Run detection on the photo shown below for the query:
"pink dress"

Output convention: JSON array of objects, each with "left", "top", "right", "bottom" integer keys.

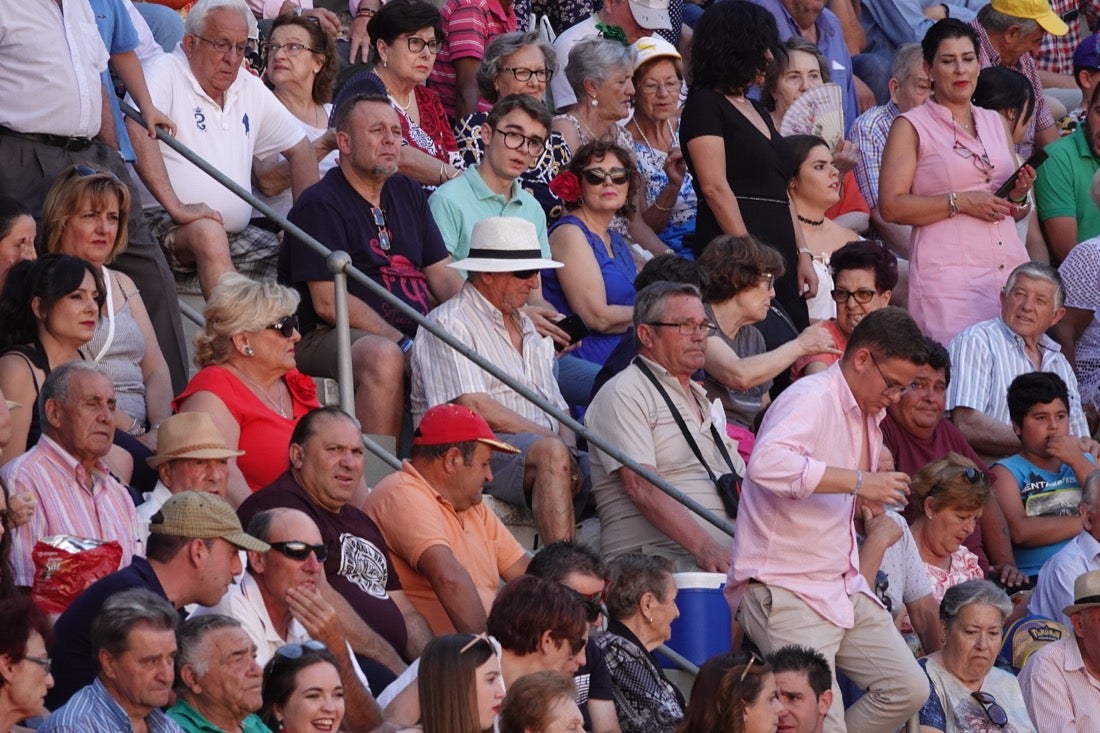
[
  {"left": 900, "top": 100, "right": 1028, "bottom": 345},
  {"left": 924, "top": 545, "right": 984, "bottom": 603}
]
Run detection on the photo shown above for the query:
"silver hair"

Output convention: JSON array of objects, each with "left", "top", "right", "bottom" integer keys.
[
  {"left": 565, "top": 38, "right": 637, "bottom": 100},
  {"left": 1083, "top": 470, "right": 1100, "bottom": 510},
  {"left": 977, "top": 3, "right": 1040, "bottom": 36},
  {"left": 633, "top": 281, "right": 701, "bottom": 330},
  {"left": 175, "top": 615, "right": 243, "bottom": 692},
  {"left": 477, "top": 31, "right": 557, "bottom": 103},
  {"left": 892, "top": 43, "right": 925, "bottom": 84},
  {"left": 38, "top": 360, "right": 109, "bottom": 431},
  {"left": 91, "top": 588, "right": 178, "bottom": 659},
  {"left": 185, "top": 0, "right": 258, "bottom": 39},
  {"left": 1003, "top": 261, "right": 1065, "bottom": 308},
  {"left": 939, "top": 579, "right": 1012, "bottom": 624}
]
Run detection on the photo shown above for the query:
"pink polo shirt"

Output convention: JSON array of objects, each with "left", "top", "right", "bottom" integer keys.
[{"left": 727, "top": 362, "right": 879, "bottom": 628}]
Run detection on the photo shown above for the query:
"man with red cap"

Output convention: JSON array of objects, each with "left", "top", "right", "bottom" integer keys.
[{"left": 365, "top": 404, "right": 531, "bottom": 634}]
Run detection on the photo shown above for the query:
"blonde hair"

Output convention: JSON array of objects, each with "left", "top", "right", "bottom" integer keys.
[
  {"left": 908, "top": 451, "right": 990, "bottom": 519},
  {"left": 193, "top": 273, "right": 300, "bottom": 366},
  {"left": 43, "top": 166, "right": 131, "bottom": 263}
]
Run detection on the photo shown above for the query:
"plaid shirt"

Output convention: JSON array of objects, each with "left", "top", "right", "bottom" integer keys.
[
  {"left": 1037, "top": 0, "right": 1100, "bottom": 75},
  {"left": 970, "top": 18, "right": 1055, "bottom": 158},
  {"left": 848, "top": 100, "right": 900, "bottom": 209}
]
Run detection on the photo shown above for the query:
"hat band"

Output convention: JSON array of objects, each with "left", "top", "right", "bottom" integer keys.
[
  {"left": 467, "top": 248, "right": 544, "bottom": 260},
  {"left": 162, "top": 442, "right": 234, "bottom": 458},
  {"left": 1074, "top": 593, "right": 1100, "bottom": 605}
]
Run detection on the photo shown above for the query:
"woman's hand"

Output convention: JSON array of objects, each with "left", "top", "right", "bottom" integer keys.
[
  {"left": 833, "top": 139, "right": 859, "bottom": 177},
  {"left": 797, "top": 251, "right": 819, "bottom": 299},
  {"left": 957, "top": 190, "right": 1013, "bottom": 222},
  {"left": 663, "top": 146, "right": 687, "bottom": 189},
  {"left": 1008, "top": 164, "right": 1036, "bottom": 204}
]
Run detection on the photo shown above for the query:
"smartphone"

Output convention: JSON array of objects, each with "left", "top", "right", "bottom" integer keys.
[
  {"left": 554, "top": 313, "right": 591, "bottom": 352},
  {"left": 994, "top": 149, "right": 1049, "bottom": 199}
]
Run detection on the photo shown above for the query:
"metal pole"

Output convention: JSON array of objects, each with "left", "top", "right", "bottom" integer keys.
[
  {"left": 119, "top": 101, "right": 735, "bottom": 539},
  {"left": 328, "top": 251, "right": 355, "bottom": 416}
]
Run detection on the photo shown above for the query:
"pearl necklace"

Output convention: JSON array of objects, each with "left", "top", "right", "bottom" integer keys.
[{"left": 389, "top": 89, "right": 414, "bottom": 111}]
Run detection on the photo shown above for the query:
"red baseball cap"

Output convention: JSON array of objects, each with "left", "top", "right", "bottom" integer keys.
[{"left": 414, "top": 405, "right": 520, "bottom": 453}]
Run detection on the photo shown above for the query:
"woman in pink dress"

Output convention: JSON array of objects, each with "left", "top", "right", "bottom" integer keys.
[{"left": 879, "top": 20, "right": 1033, "bottom": 345}]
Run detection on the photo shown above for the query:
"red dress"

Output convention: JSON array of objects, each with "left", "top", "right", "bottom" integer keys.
[{"left": 173, "top": 366, "right": 320, "bottom": 491}]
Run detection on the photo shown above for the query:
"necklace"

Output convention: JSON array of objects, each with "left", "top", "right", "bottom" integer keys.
[
  {"left": 389, "top": 89, "right": 414, "bottom": 111},
  {"left": 631, "top": 118, "right": 675, "bottom": 153},
  {"left": 797, "top": 213, "right": 824, "bottom": 226},
  {"left": 232, "top": 366, "right": 289, "bottom": 418},
  {"left": 572, "top": 113, "right": 605, "bottom": 144}
]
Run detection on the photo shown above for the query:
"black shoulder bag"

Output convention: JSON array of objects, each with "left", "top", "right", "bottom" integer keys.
[{"left": 631, "top": 357, "right": 743, "bottom": 519}]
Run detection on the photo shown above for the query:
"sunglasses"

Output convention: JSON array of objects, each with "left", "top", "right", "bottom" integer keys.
[
  {"left": 269, "top": 540, "right": 328, "bottom": 562},
  {"left": 268, "top": 314, "right": 299, "bottom": 338},
  {"left": 510, "top": 269, "right": 539, "bottom": 279},
  {"left": 873, "top": 570, "right": 893, "bottom": 614},
  {"left": 274, "top": 640, "right": 328, "bottom": 660},
  {"left": 371, "top": 207, "right": 392, "bottom": 252},
  {"left": 73, "top": 164, "right": 120, "bottom": 182},
  {"left": 971, "top": 691, "right": 1008, "bottom": 728},
  {"left": 580, "top": 167, "right": 630, "bottom": 186},
  {"left": 460, "top": 632, "right": 492, "bottom": 654},
  {"left": 739, "top": 652, "right": 763, "bottom": 682},
  {"left": 569, "top": 582, "right": 609, "bottom": 622},
  {"left": 930, "top": 466, "right": 985, "bottom": 495}
]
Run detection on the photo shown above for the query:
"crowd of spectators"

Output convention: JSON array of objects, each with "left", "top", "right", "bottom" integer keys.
[{"left": 7, "top": 0, "right": 1100, "bottom": 731}]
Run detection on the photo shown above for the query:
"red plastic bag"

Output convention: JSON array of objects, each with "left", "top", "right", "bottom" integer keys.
[{"left": 31, "top": 535, "right": 124, "bottom": 614}]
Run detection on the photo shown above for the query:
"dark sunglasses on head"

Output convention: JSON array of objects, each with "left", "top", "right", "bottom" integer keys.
[
  {"left": 73, "top": 164, "right": 120, "bottom": 182},
  {"left": 971, "top": 691, "right": 1008, "bottom": 728},
  {"left": 580, "top": 167, "right": 630, "bottom": 186},
  {"left": 268, "top": 314, "right": 299, "bottom": 338},
  {"left": 931, "top": 465, "right": 986, "bottom": 495},
  {"left": 270, "top": 540, "right": 328, "bottom": 562}
]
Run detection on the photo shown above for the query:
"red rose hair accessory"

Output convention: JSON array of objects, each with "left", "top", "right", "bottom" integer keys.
[{"left": 549, "top": 170, "right": 581, "bottom": 204}]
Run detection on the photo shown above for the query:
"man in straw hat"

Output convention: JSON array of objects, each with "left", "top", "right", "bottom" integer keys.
[
  {"left": 1018, "top": 568, "right": 1100, "bottom": 730},
  {"left": 137, "top": 411, "right": 245, "bottom": 545},
  {"left": 411, "top": 216, "right": 590, "bottom": 545},
  {"left": 366, "top": 404, "right": 531, "bottom": 634},
  {"left": 46, "top": 491, "right": 269, "bottom": 708}
]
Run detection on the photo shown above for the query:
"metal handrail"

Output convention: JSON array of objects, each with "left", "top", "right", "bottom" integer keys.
[{"left": 120, "top": 101, "right": 734, "bottom": 540}]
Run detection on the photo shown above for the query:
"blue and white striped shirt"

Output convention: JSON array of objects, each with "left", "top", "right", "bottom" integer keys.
[{"left": 39, "top": 677, "right": 182, "bottom": 733}]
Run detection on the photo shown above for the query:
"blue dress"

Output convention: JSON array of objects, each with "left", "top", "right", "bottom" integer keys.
[{"left": 543, "top": 214, "right": 637, "bottom": 367}]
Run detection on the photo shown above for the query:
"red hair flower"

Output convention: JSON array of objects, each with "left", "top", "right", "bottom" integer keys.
[{"left": 549, "top": 170, "right": 581, "bottom": 204}]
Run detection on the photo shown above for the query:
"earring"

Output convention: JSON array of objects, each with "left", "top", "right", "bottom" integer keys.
[
  {"left": 591, "top": 97, "right": 598, "bottom": 107},
  {"left": 244, "top": 346, "right": 255, "bottom": 357},
  {"left": 646, "top": 615, "right": 653, "bottom": 623},
  {"left": 382, "top": 57, "right": 388, "bottom": 67}
]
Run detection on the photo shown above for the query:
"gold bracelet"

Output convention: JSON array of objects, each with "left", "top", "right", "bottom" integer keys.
[{"left": 653, "top": 200, "right": 674, "bottom": 212}]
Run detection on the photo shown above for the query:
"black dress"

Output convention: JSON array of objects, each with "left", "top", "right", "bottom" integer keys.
[{"left": 680, "top": 88, "right": 809, "bottom": 334}]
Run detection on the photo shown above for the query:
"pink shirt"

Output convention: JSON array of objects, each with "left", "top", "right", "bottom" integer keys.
[{"left": 728, "top": 362, "right": 878, "bottom": 628}]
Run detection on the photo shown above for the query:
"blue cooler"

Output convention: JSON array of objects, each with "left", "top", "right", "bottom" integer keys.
[{"left": 662, "top": 572, "right": 731, "bottom": 667}]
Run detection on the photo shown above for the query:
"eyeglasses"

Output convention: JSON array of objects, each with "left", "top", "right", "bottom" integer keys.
[
  {"left": 509, "top": 269, "right": 539, "bottom": 279},
  {"left": 192, "top": 33, "right": 252, "bottom": 57},
  {"left": 647, "top": 321, "right": 719, "bottom": 337},
  {"left": 490, "top": 126, "right": 547, "bottom": 156},
  {"left": 757, "top": 273, "right": 775, "bottom": 291},
  {"left": 24, "top": 656, "right": 51, "bottom": 674},
  {"left": 951, "top": 129, "right": 994, "bottom": 183},
  {"left": 739, "top": 652, "right": 763, "bottom": 682},
  {"left": 274, "top": 640, "right": 328, "bottom": 661},
  {"left": 371, "top": 207, "right": 392, "bottom": 252},
  {"left": 460, "top": 632, "right": 492, "bottom": 654},
  {"left": 830, "top": 287, "right": 879, "bottom": 304},
  {"left": 268, "top": 314, "right": 299, "bottom": 338},
  {"left": 971, "top": 691, "right": 1008, "bottom": 728},
  {"left": 580, "top": 167, "right": 631, "bottom": 186},
  {"left": 269, "top": 540, "right": 328, "bottom": 562},
  {"left": 869, "top": 352, "right": 914, "bottom": 398},
  {"left": 264, "top": 41, "right": 321, "bottom": 57},
  {"left": 638, "top": 80, "right": 680, "bottom": 96},
  {"left": 500, "top": 66, "right": 552, "bottom": 83},
  {"left": 401, "top": 36, "right": 441, "bottom": 54}
]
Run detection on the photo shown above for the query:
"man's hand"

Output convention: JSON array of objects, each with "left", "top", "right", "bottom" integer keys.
[
  {"left": 859, "top": 471, "right": 911, "bottom": 507},
  {"left": 349, "top": 14, "right": 371, "bottom": 64},
  {"left": 833, "top": 139, "right": 860, "bottom": 177},
  {"left": 797, "top": 253, "right": 819, "bottom": 300},
  {"left": 1047, "top": 433, "right": 1088, "bottom": 465},
  {"left": 1076, "top": 436, "right": 1100, "bottom": 459},
  {"left": 287, "top": 585, "right": 343, "bottom": 647},
  {"left": 302, "top": 7, "right": 341, "bottom": 37},
  {"left": 170, "top": 202, "right": 224, "bottom": 227},
  {"left": 522, "top": 305, "right": 569, "bottom": 345},
  {"left": 693, "top": 537, "right": 732, "bottom": 573},
  {"left": 141, "top": 105, "right": 176, "bottom": 138},
  {"left": 6, "top": 491, "right": 36, "bottom": 528}
]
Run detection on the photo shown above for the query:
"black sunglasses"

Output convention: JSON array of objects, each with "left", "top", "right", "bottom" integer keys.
[
  {"left": 931, "top": 466, "right": 985, "bottom": 495},
  {"left": 580, "top": 167, "right": 630, "bottom": 186},
  {"left": 270, "top": 540, "right": 328, "bottom": 562},
  {"left": 568, "top": 583, "right": 608, "bottom": 622},
  {"left": 971, "top": 691, "right": 1008, "bottom": 728},
  {"left": 371, "top": 207, "right": 392, "bottom": 252},
  {"left": 509, "top": 269, "right": 539, "bottom": 279},
  {"left": 268, "top": 314, "right": 299, "bottom": 338}
]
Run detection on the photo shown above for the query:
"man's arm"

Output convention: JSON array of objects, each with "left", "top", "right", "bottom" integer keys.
[
  {"left": 906, "top": 594, "right": 942, "bottom": 653},
  {"left": 454, "top": 58, "right": 481, "bottom": 121},
  {"left": 829, "top": 0, "right": 865, "bottom": 55},
  {"left": 317, "top": 582, "right": 408, "bottom": 674},
  {"left": 416, "top": 544, "right": 490, "bottom": 633},
  {"left": 307, "top": 280, "right": 405, "bottom": 342},
  {"left": 1035, "top": 123, "right": 1059, "bottom": 150},
  {"left": 390, "top": 589, "right": 432, "bottom": 660},
  {"left": 950, "top": 406, "right": 1020, "bottom": 459},
  {"left": 283, "top": 135, "right": 320, "bottom": 201},
  {"left": 422, "top": 259, "right": 464, "bottom": 304},
  {"left": 453, "top": 393, "right": 557, "bottom": 437},
  {"left": 1039, "top": 215, "right": 1080, "bottom": 265},
  {"left": 110, "top": 50, "right": 175, "bottom": 137},
  {"left": 126, "top": 117, "right": 224, "bottom": 226},
  {"left": 989, "top": 464, "right": 1083, "bottom": 548},
  {"left": 870, "top": 208, "right": 912, "bottom": 259},
  {"left": 619, "top": 466, "right": 731, "bottom": 572},
  {"left": 286, "top": 585, "right": 382, "bottom": 732}
]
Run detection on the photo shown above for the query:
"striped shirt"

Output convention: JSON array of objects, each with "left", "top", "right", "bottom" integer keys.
[
  {"left": 410, "top": 281, "right": 566, "bottom": 428},
  {"left": 2, "top": 435, "right": 138, "bottom": 588},
  {"left": 946, "top": 316, "right": 1089, "bottom": 437},
  {"left": 1018, "top": 635, "right": 1100, "bottom": 731},
  {"left": 848, "top": 100, "right": 899, "bottom": 209},
  {"left": 428, "top": 0, "right": 517, "bottom": 119},
  {"left": 39, "top": 677, "right": 183, "bottom": 733}
]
